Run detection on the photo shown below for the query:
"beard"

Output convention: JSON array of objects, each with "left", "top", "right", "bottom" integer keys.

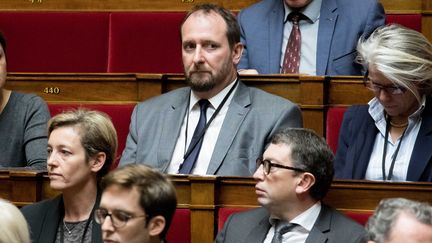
[
  {"left": 185, "top": 71, "right": 217, "bottom": 92},
  {"left": 185, "top": 59, "right": 232, "bottom": 93}
]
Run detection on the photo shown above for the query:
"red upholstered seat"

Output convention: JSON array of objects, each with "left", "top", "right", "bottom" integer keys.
[
  {"left": 0, "top": 12, "right": 109, "bottom": 72},
  {"left": 166, "top": 208, "right": 191, "bottom": 243},
  {"left": 386, "top": 14, "right": 422, "bottom": 32},
  {"left": 108, "top": 12, "right": 185, "bottom": 73},
  {"left": 344, "top": 211, "right": 372, "bottom": 226},
  {"left": 326, "top": 107, "right": 347, "bottom": 154},
  {"left": 48, "top": 103, "right": 135, "bottom": 168}
]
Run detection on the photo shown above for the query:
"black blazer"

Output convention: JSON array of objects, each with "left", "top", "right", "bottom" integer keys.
[
  {"left": 21, "top": 193, "right": 102, "bottom": 243},
  {"left": 215, "top": 205, "right": 366, "bottom": 243}
]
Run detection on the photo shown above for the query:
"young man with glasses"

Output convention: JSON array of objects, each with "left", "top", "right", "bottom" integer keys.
[
  {"left": 95, "top": 164, "right": 177, "bottom": 243},
  {"left": 216, "top": 128, "right": 365, "bottom": 243}
]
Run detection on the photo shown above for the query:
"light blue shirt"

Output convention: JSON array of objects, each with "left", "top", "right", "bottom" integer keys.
[{"left": 281, "top": 0, "right": 322, "bottom": 75}]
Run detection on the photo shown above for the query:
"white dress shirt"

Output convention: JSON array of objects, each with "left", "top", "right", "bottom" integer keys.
[
  {"left": 264, "top": 202, "right": 322, "bottom": 243},
  {"left": 167, "top": 80, "right": 238, "bottom": 175}
]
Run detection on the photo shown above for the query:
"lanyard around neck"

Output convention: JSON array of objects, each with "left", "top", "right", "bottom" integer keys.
[
  {"left": 381, "top": 116, "right": 407, "bottom": 181},
  {"left": 183, "top": 80, "right": 239, "bottom": 160}
]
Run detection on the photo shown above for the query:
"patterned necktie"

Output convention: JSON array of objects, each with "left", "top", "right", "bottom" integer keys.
[
  {"left": 271, "top": 221, "right": 298, "bottom": 243},
  {"left": 281, "top": 12, "right": 303, "bottom": 74},
  {"left": 179, "top": 99, "right": 210, "bottom": 174}
]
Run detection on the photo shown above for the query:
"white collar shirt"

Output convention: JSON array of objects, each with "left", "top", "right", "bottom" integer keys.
[
  {"left": 167, "top": 80, "right": 238, "bottom": 175},
  {"left": 264, "top": 202, "right": 322, "bottom": 243}
]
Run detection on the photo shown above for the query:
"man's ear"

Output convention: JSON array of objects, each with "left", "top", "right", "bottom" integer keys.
[
  {"left": 295, "top": 172, "right": 316, "bottom": 194},
  {"left": 90, "top": 152, "right": 106, "bottom": 173},
  {"left": 232, "top": 42, "right": 244, "bottom": 65},
  {"left": 148, "top": 216, "right": 166, "bottom": 237}
]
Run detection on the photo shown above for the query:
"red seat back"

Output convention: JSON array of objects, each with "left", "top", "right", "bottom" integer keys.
[
  {"left": 325, "top": 107, "right": 347, "bottom": 154},
  {"left": 0, "top": 12, "right": 109, "bottom": 72},
  {"left": 166, "top": 208, "right": 191, "bottom": 243},
  {"left": 108, "top": 12, "right": 185, "bottom": 73},
  {"left": 386, "top": 14, "right": 422, "bottom": 32},
  {"left": 344, "top": 211, "right": 372, "bottom": 226}
]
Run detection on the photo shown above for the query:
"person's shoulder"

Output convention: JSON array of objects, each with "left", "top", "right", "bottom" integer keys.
[
  {"left": 239, "top": 0, "right": 279, "bottom": 17},
  {"left": 21, "top": 196, "right": 61, "bottom": 217},
  {"left": 323, "top": 205, "right": 366, "bottom": 233},
  {"left": 227, "top": 207, "right": 267, "bottom": 222},
  {"left": 345, "top": 105, "right": 369, "bottom": 117},
  {"left": 12, "top": 91, "right": 47, "bottom": 107},
  {"left": 136, "top": 87, "right": 189, "bottom": 108},
  {"left": 246, "top": 85, "right": 297, "bottom": 107}
]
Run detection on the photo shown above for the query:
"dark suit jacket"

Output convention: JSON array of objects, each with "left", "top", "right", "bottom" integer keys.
[
  {"left": 215, "top": 205, "right": 366, "bottom": 243},
  {"left": 120, "top": 81, "right": 303, "bottom": 176},
  {"left": 237, "top": 0, "right": 385, "bottom": 75},
  {"left": 21, "top": 194, "right": 102, "bottom": 243},
  {"left": 334, "top": 99, "right": 432, "bottom": 181}
]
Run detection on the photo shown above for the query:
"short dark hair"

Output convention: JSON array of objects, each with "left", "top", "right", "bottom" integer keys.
[
  {"left": 271, "top": 128, "right": 334, "bottom": 200},
  {"left": 100, "top": 164, "right": 177, "bottom": 239},
  {"left": 181, "top": 3, "right": 241, "bottom": 50}
]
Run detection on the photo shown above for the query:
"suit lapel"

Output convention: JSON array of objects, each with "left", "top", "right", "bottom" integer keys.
[
  {"left": 305, "top": 205, "right": 331, "bottom": 243},
  {"left": 243, "top": 211, "right": 271, "bottom": 243},
  {"left": 269, "top": 0, "right": 285, "bottom": 73},
  {"left": 158, "top": 89, "right": 189, "bottom": 172},
  {"left": 316, "top": 0, "right": 337, "bottom": 75},
  {"left": 207, "top": 82, "right": 251, "bottom": 174},
  {"left": 353, "top": 116, "right": 378, "bottom": 179},
  {"left": 38, "top": 197, "right": 63, "bottom": 243},
  {"left": 407, "top": 101, "right": 432, "bottom": 181}
]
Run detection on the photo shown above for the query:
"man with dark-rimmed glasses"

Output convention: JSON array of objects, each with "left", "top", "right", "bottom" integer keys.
[
  {"left": 216, "top": 128, "right": 366, "bottom": 243},
  {"left": 96, "top": 164, "right": 177, "bottom": 243}
]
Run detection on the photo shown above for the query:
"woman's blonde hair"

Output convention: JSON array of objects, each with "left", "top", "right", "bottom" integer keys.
[
  {"left": 357, "top": 24, "right": 432, "bottom": 102},
  {"left": 0, "top": 199, "right": 30, "bottom": 243}
]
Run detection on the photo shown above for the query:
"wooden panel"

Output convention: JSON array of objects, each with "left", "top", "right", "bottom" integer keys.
[
  {"left": 0, "top": 0, "right": 422, "bottom": 12},
  {"left": 5, "top": 73, "right": 162, "bottom": 102},
  {"left": 380, "top": 0, "right": 422, "bottom": 13},
  {"left": 328, "top": 76, "right": 374, "bottom": 106},
  {"left": 1, "top": 170, "right": 432, "bottom": 241}
]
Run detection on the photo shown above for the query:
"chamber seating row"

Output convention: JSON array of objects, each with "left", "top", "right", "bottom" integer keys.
[
  {"left": 5, "top": 73, "right": 372, "bottom": 160},
  {"left": 1, "top": 170, "right": 431, "bottom": 243},
  {"left": 0, "top": 11, "right": 422, "bottom": 73}
]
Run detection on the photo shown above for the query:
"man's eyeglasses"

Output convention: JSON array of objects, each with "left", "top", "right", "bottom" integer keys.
[
  {"left": 256, "top": 158, "right": 305, "bottom": 175},
  {"left": 363, "top": 70, "right": 407, "bottom": 95},
  {"left": 94, "top": 208, "right": 148, "bottom": 228}
]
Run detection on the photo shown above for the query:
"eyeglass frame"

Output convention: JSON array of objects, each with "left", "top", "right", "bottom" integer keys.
[
  {"left": 94, "top": 207, "right": 149, "bottom": 228},
  {"left": 363, "top": 70, "right": 407, "bottom": 95},
  {"left": 256, "top": 157, "right": 306, "bottom": 175}
]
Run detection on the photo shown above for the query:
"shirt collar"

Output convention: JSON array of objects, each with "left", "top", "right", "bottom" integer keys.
[
  {"left": 189, "top": 78, "right": 238, "bottom": 111},
  {"left": 368, "top": 95, "right": 426, "bottom": 125},
  {"left": 283, "top": 0, "right": 322, "bottom": 23},
  {"left": 269, "top": 201, "right": 321, "bottom": 232}
]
